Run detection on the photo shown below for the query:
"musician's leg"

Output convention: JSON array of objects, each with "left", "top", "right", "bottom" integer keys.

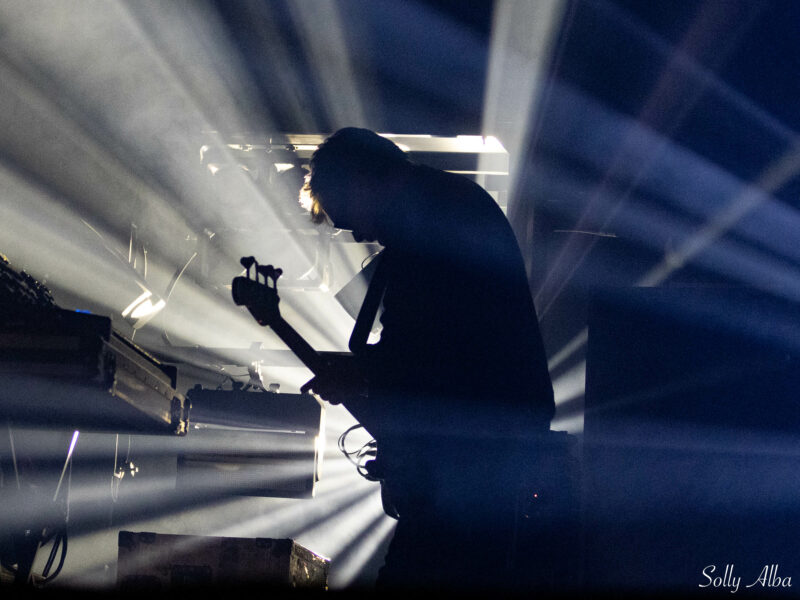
[{"left": 375, "top": 438, "right": 520, "bottom": 592}]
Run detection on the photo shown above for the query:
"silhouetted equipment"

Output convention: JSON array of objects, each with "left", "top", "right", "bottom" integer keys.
[
  {"left": 178, "top": 385, "right": 325, "bottom": 498},
  {"left": 117, "top": 531, "right": 329, "bottom": 590},
  {"left": 0, "top": 256, "right": 188, "bottom": 435},
  {"left": 511, "top": 430, "right": 582, "bottom": 592},
  {"left": 210, "top": 133, "right": 511, "bottom": 200},
  {"left": 582, "top": 286, "right": 800, "bottom": 593}
]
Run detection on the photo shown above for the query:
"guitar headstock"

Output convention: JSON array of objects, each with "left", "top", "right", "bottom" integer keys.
[{"left": 232, "top": 256, "right": 284, "bottom": 326}]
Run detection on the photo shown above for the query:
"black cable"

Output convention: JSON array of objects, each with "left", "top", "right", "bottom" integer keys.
[
  {"left": 337, "top": 424, "right": 364, "bottom": 460},
  {"left": 338, "top": 424, "right": 379, "bottom": 481},
  {"left": 41, "top": 530, "right": 62, "bottom": 577},
  {"left": 39, "top": 434, "right": 75, "bottom": 585},
  {"left": 40, "top": 531, "right": 67, "bottom": 583}
]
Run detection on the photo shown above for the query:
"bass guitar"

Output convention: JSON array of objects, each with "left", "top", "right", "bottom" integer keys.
[{"left": 231, "top": 256, "right": 398, "bottom": 517}]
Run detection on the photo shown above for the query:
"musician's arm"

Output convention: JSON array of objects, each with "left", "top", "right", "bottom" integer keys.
[{"left": 300, "top": 352, "right": 368, "bottom": 405}]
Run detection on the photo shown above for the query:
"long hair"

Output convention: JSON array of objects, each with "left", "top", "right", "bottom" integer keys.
[{"left": 304, "top": 128, "right": 408, "bottom": 224}]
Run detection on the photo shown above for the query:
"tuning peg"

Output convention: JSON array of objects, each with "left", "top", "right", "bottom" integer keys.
[
  {"left": 257, "top": 264, "right": 272, "bottom": 280},
  {"left": 256, "top": 264, "right": 282, "bottom": 286},
  {"left": 240, "top": 256, "right": 257, "bottom": 278}
]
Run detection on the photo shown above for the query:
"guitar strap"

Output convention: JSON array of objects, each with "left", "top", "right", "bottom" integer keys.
[
  {"left": 346, "top": 251, "right": 399, "bottom": 518},
  {"left": 348, "top": 250, "right": 390, "bottom": 354}
]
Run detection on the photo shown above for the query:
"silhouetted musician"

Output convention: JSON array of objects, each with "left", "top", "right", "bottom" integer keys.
[{"left": 300, "top": 128, "right": 555, "bottom": 591}]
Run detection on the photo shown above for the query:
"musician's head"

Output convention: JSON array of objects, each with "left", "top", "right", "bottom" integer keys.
[{"left": 303, "top": 127, "right": 410, "bottom": 242}]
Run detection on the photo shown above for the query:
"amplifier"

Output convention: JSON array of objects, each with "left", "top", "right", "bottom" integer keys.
[
  {"left": 117, "top": 531, "right": 329, "bottom": 590},
  {"left": 0, "top": 307, "right": 188, "bottom": 435},
  {"left": 582, "top": 287, "right": 800, "bottom": 590},
  {"left": 177, "top": 386, "right": 325, "bottom": 498}
]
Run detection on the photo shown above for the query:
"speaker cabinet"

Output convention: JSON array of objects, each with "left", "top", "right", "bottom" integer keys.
[
  {"left": 117, "top": 531, "right": 329, "bottom": 590},
  {"left": 582, "top": 287, "right": 800, "bottom": 593}
]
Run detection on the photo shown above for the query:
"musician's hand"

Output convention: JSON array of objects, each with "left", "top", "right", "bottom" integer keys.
[{"left": 300, "top": 355, "right": 367, "bottom": 405}]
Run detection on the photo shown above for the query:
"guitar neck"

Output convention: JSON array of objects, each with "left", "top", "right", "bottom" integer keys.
[
  {"left": 268, "top": 306, "right": 375, "bottom": 436},
  {"left": 269, "top": 316, "right": 327, "bottom": 375}
]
